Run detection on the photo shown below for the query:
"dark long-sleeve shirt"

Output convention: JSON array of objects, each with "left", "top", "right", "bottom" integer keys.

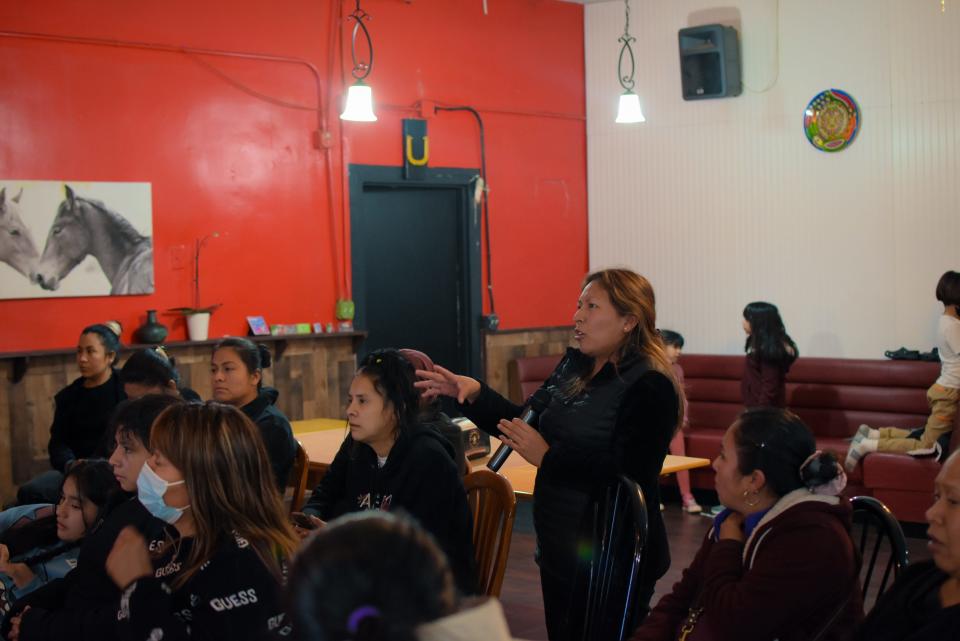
[
  {"left": 47, "top": 371, "right": 125, "bottom": 472},
  {"left": 302, "top": 424, "right": 477, "bottom": 595},
  {"left": 240, "top": 387, "right": 296, "bottom": 491},
  {"left": 117, "top": 534, "right": 290, "bottom": 641},
  {"left": 741, "top": 353, "right": 791, "bottom": 408}
]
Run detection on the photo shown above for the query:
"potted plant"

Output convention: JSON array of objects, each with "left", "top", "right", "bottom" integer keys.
[{"left": 170, "top": 233, "right": 222, "bottom": 341}]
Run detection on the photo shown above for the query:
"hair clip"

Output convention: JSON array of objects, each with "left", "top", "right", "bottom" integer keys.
[
  {"left": 154, "top": 346, "right": 169, "bottom": 360},
  {"left": 375, "top": 357, "right": 383, "bottom": 364},
  {"left": 347, "top": 605, "right": 381, "bottom": 635}
]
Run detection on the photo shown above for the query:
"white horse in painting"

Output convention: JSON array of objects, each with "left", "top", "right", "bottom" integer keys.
[
  {"left": 0, "top": 187, "right": 39, "bottom": 281},
  {"left": 35, "top": 185, "right": 153, "bottom": 295}
]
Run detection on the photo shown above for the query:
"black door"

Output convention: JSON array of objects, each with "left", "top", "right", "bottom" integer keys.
[{"left": 350, "top": 166, "right": 481, "bottom": 377}]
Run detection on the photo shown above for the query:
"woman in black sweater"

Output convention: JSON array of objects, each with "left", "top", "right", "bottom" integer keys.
[
  {"left": 300, "top": 349, "right": 477, "bottom": 595},
  {"left": 104, "top": 402, "right": 299, "bottom": 641},
  {"left": 210, "top": 338, "right": 296, "bottom": 491},
  {"left": 417, "top": 268, "right": 682, "bottom": 640},
  {"left": 17, "top": 323, "right": 126, "bottom": 505}
]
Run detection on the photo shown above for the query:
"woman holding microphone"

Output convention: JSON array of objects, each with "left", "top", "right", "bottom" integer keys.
[{"left": 418, "top": 268, "right": 682, "bottom": 640}]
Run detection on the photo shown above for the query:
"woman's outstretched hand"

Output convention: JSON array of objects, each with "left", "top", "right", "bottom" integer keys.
[{"left": 414, "top": 365, "right": 482, "bottom": 405}]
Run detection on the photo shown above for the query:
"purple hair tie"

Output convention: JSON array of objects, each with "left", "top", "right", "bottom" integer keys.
[{"left": 347, "top": 606, "right": 381, "bottom": 635}]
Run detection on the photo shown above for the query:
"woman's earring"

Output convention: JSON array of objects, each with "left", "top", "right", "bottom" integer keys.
[{"left": 743, "top": 489, "right": 760, "bottom": 508}]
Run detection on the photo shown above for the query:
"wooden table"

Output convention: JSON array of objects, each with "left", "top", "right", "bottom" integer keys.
[{"left": 296, "top": 426, "right": 711, "bottom": 497}]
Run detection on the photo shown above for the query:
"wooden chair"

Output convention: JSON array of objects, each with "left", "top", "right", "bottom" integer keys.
[
  {"left": 573, "top": 475, "right": 649, "bottom": 641},
  {"left": 285, "top": 440, "right": 310, "bottom": 514},
  {"left": 464, "top": 468, "right": 517, "bottom": 597},
  {"left": 850, "top": 495, "right": 909, "bottom": 609}
]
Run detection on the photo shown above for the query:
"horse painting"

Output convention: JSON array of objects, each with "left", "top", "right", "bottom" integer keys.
[
  {"left": 0, "top": 187, "right": 39, "bottom": 281},
  {"left": 35, "top": 185, "right": 154, "bottom": 295}
]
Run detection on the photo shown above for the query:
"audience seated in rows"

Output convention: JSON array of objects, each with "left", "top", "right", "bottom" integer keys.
[
  {"left": 299, "top": 349, "right": 478, "bottom": 595},
  {"left": 288, "top": 511, "right": 515, "bottom": 641},
  {"left": 0, "top": 460, "right": 122, "bottom": 630},
  {"left": 632, "top": 407, "right": 861, "bottom": 641},
  {"left": 3, "top": 395, "right": 180, "bottom": 641},
  {"left": 105, "top": 401, "right": 298, "bottom": 641}
]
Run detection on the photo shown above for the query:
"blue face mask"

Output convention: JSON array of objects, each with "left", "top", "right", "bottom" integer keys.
[{"left": 137, "top": 462, "right": 190, "bottom": 524}]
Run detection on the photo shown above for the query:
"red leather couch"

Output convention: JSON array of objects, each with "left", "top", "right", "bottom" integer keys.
[{"left": 507, "top": 352, "right": 957, "bottom": 523}]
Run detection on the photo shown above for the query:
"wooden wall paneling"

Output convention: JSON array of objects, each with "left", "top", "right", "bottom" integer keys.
[
  {"left": 0, "top": 362, "right": 13, "bottom": 501},
  {"left": 483, "top": 327, "right": 572, "bottom": 398},
  {"left": 0, "top": 334, "right": 363, "bottom": 500}
]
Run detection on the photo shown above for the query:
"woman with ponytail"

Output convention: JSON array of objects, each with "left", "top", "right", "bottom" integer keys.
[
  {"left": 210, "top": 338, "right": 296, "bottom": 490},
  {"left": 417, "top": 268, "right": 683, "bottom": 639},
  {"left": 299, "top": 349, "right": 477, "bottom": 596},
  {"left": 632, "top": 408, "right": 861, "bottom": 641}
]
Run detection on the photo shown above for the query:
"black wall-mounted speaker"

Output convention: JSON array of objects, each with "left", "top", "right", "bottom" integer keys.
[{"left": 678, "top": 24, "right": 742, "bottom": 100}]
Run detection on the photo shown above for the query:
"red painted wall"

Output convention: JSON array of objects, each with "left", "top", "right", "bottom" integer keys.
[{"left": 0, "top": 0, "right": 587, "bottom": 352}]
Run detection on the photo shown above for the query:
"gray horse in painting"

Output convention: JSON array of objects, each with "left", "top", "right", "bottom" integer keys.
[
  {"left": 0, "top": 187, "right": 39, "bottom": 281},
  {"left": 35, "top": 185, "right": 154, "bottom": 294}
]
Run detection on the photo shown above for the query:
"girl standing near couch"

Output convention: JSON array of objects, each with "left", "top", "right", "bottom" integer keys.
[
  {"left": 741, "top": 302, "right": 798, "bottom": 409},
  {"left": 846, "top": 271, "right": 960, "bottom": 472}
]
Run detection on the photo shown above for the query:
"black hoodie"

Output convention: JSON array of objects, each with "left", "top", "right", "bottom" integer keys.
[
  {"left": 302, "top": 424, "right": 478, "bottom": 594},
  {"left": 240, "top": 387, "right": 296, "bottom": 491}
]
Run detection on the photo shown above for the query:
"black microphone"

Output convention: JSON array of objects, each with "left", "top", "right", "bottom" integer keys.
[{"left": 487, "top": 387, "right": 552, "bottom": 472}]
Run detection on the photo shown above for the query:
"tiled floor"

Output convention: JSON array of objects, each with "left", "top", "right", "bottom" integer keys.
[{"left": 497, "top": 498, "right": 932, "bottom": 640}]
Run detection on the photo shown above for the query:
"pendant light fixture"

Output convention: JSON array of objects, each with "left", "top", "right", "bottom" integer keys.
[
  {"left": 615, "top": 0, "right": 645, "bottom": 124},
  {"left": 340, "top": 0, "right": 377, "bottom": 122}
]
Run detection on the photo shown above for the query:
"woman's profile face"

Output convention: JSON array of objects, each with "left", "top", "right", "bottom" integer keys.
[
  {"left": 346, "top": 374, "right": 398, "bottom": 454},
  {"left": 927, "top": 453, "right": 960, "bottom": 577},
  {"left": 56, "top": 476, "right": 98, "bottom": 542},
  {"left": 712, "top": 425, "right": 755, "bottom": 513},
  {"left": 77, "top": 332, "right": 113, "bottom": 381},
  {"left": 742, "top": 317, "right": 752, "bottom": 336},
  {"left": 572, "top": 281, "right": 634, "bottom": 360}
]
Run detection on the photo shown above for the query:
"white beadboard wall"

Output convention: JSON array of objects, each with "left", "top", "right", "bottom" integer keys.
[{"left": 584, "top": 0, "right": 960, "bottom": 358}]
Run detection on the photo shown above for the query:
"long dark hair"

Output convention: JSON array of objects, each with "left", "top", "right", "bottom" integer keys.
[
  {"left": 1, "top": 459, "right": 124, "bottom": 564},
  {"left": 734, "top": 408, "right": 841, "bottom": 497},
  {"left": 743, "top": 301, "right": 798, "bottom": 366},
  {"left": 286, "top": 511, "right": 456, "bottom": 641},
  {"left": 355, "top": 349, "right": 420, "bottom": 438},
  {"left": 121, "top": 347, "right": 181, "bottom": 389}
]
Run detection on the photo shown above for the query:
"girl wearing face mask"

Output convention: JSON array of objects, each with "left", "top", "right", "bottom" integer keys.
[
  {"left": 299, "top": 349, "right": 477, "bottom": 596},
  {"left": 2, "top": 395, "right": 181, "bottom": 641},
  {"left": 17, "top": 322, "right": 127, "bottom": 506},
  {"left": 0, "top": 460, "right": 124, "bottom": 638},
  {"left": 105, "top": 402, "right": 299, "bottom": 641},
  {"left": 210, "top": 338, "right": 296, "bottom": 491}
]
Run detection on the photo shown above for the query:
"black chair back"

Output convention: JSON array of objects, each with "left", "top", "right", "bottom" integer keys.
[
  {"left": 575, "top": 474, "right": 649, "bottom": 641},
  {"left": 849, "top": 495, "right": 909, "bottom": 609}
]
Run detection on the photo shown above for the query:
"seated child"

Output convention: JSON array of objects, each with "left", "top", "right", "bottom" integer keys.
[{"left": 0, "top": 460, "right": 122, "bottom": 630}]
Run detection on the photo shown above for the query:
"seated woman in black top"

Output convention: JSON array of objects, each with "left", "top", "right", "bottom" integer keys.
[
  {"left": 120, "top": 348, "right": 200, "bottom": 402},
  {"left": 17, "top": 322, "right": 126, "bottom": 505},
  {"left": 3, "top": 395, "right": 181, "bottom": 641},
  {"left": 300, "top": 349, "right": 477, "bottom": 595},
  {"left": 857, "top": 449, "right": 960, "bottom": 640},
  {"left": 210, "top": 338, "right": 296, "bottom": 490},
  {"left": 105, "top": 402, "right": 299, "bottom": 641}
]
